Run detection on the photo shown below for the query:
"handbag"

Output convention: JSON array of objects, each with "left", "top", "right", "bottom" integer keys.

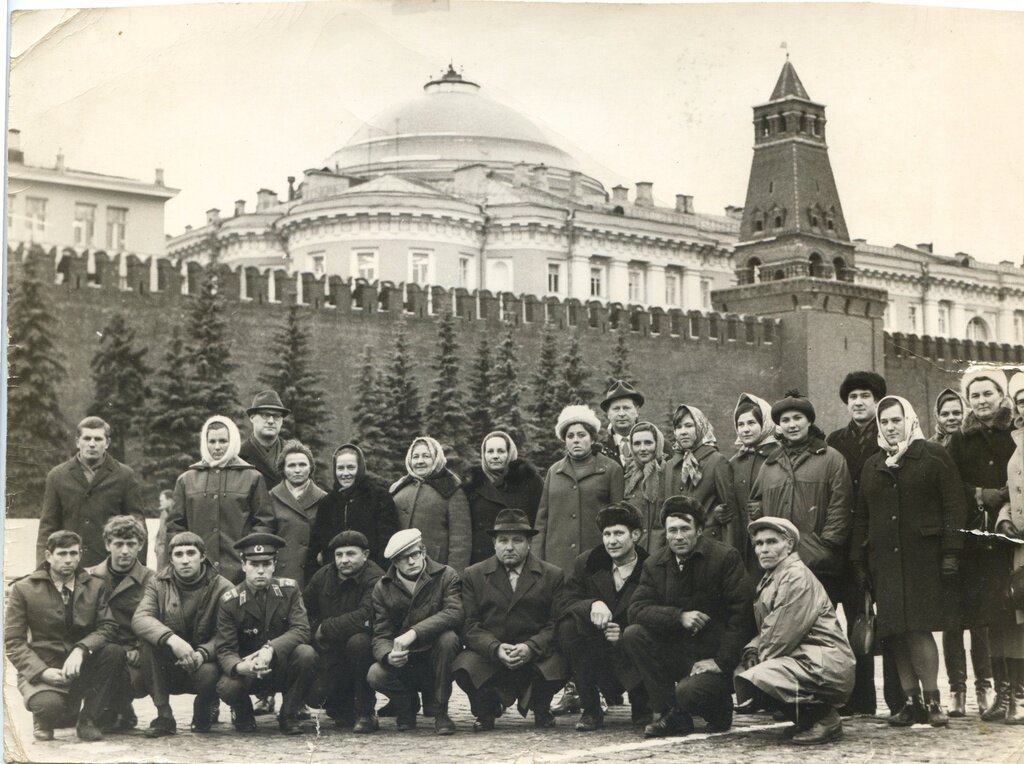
[
  {"left": 849, "top": 589, "right": 876, "bottom": 657},
  {"left": 1009, "top": 566, "right": 1024, "bottom": 610}
]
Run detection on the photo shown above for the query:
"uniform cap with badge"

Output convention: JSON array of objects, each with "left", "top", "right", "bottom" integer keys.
[{"left": 234, "top": 532, "right": 288, "bottom": 561}]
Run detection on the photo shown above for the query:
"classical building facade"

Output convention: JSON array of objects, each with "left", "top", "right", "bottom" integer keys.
[{"left": 167, "top": 62, "right": 1024, "bottom": 344}]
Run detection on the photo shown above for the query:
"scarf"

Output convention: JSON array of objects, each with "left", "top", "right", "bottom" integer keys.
[
  {"left": 199, "top": 415, "right": 242, "bottom": 468},
  {"left": 876, "top": 395, "right": 925, "bottom": 468},
  {"left": 624, "top": 421, "right": 666, "bottom": 501},
  {"left": 671, "top": 405, "right": 717, "bottom": 488},
  {"left": 480, "top": 430, "right": 519, "bottom": 484},
  {"left": 732, "top": 393, "right": 778, "bottom": 454},
  {"left": 404, "top": 436, "right": 447, "bottom": 481},
  {"left": 932, "top": 388, "right": 965, "bottom": 445}
]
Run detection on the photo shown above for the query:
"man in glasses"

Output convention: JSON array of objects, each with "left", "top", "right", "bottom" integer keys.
[{"left": 240, "top": 390, "right": 290, "bottom": 489}]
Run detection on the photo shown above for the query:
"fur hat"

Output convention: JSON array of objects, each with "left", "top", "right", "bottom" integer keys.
[
  {"left": 771, "top": 389, "right": 816, "bottom": 425},
  {"left": 555, "top": 404, "right": 602, "bottom": 440},
  {"left": 660, "top": 495, "right": 705, "bottom": 528},
  {"left": 961, "top": 367, "right": 1008, "bottom": 399},
  {"left": 595, "top": 502, "right": 644, "bottom": 532},
  {"left": 838, "top": 371, "right": 887, "bottom": 403}
]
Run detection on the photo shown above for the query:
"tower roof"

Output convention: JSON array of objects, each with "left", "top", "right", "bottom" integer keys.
[{"left": 770, "top": 60, "right": 809, "bottom": 101}]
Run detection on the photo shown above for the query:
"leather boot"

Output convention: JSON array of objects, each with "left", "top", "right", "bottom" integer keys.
[
  {"left": 948, "top": 690, "right": 966, "bottom": 718},
  {"left": 889, "top": 693, "right": 924, "bottom": 727},
  {"left": 434, "top": 703, "right": 456, "bottom": 736},
  {"left": 923, "top": 691, "right": 948, "bottom": 727},
  {"left": 982, "top": 660, "right": 1010, "bottom": 722},
  {"left": 551, "top": 682, "right": 580, "bottom": 716},
  {"left": 791, "top": 708, "right": 843, "bottom": 745},
  {"left": 976, "top": 681, "right": 995, "bottom": 716},
  {"left": 1006, "top": 659, "right": 1024, "bottom": 725}
]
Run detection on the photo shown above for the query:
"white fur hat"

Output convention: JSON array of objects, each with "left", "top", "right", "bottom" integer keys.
[
  {"left": 555, "top": 404, "right": 602, "bottom": 440},
  {"left": 961, "top": 367, "right": 1008, "bottom": 399},
  {"left": 1009, "top": 371, "right": 1024, "bottom": 404}
]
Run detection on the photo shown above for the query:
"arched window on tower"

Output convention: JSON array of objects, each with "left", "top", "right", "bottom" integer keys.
[
  {"left": 833, "top": 257, "right": 850, "bottom": 282},
  {"left": 966, "top": 316, "right": 990, "bottom": 343},
  {"left": 799, "top": 114, "right": 807, "bottom": 133},
  {"left": 773, "top": 269, "right": 786, "bottom": 281},
  {"left": 760, "top": 118, "right": 770, "bottom": 138},
  {"left": 746, "top": 257, "right": 762, "bottom": 285},
  {"left": 808, "top": 252, "right": 824, "bottom": 278}
]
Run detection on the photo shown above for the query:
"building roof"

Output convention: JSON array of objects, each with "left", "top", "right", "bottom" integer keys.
[
  {"left": 8, "top": 160, "right": 179, "bottom": 199},
  {"left": 769, "top": 60, "right": 810, "bottom": 101}
]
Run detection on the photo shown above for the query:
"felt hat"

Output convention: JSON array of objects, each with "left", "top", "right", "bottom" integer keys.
[
  {"left": 600, "top": 379, "right": 645, "bottom": 412},
  {"left": 246, "top": 390, "right": 290, "bottom": 417},
  {"left": 487, "top": 508, "right": 538, "bottom": 537}
]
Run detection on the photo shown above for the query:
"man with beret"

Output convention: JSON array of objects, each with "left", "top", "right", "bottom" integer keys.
[
  {"left": 214, "top": 533, "right": 316, "bottom": 734},
  {"left": 623, "top": 496, "right": 753, "bottom": 738},
  {"left": 239, "top": 390, "right": 290, "bottom": 488},
  {"left": 453, "top": 509, "right": 568, "bottom": 731},
  {"left": 132, "top": 531, "right": 234, "bottom": 737},
  {"left": 367, "top": 529, "right": 464, "bottom": 735},
  {"left": 304, "top": 530, "right": 385, "bottom": 732},
  {"left": 600, "top": 380, "right": 645, "bottom": 466},
  {"left": 559, "top": 502, "right": 651, "bottom": 731}
]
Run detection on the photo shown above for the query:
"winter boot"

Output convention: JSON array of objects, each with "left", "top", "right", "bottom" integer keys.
[{"left": 982, "top": 659, "right": 1011, "bottom": 722}]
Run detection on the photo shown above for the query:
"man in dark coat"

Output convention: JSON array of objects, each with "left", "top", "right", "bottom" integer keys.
[
  {"left": 132, "top": 532, "right": 234, "bottom": 737},
  {"left": 599, "top": 380, "right": 645, "bottom": 466},
  {"left": 36, "top": 416, "right": 147, "bottom": 568},
  {"left": 559, "top": 502, "right": 651, "bottom": 731},
  {"left": 86, "top": 515, "right": 155, "bottom": 732},
  {"left": 215, "top": 533, "right": 316, "bottom": 734},
  {"left": 623, "top": 496, "right": 754, "bottom": 738},
  {"left": 5, "top": 530, "right": 125, "bottom": 742},
  {"left": 239, "top": 390, "right": 290, "bottom": 487},
  {"left": 304, "top": 530, "right": 385, "bottom": 732},
  {"left": 825, "top": 371, "right": 901, "bottom": 716},
  {"left": 453, "top": 509, "right": 568, "bottom": 731},
  {"left": 367, "top": 529, "right": 464, "bottom": 735}
]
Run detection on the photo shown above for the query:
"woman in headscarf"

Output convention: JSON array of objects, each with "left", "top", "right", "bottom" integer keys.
[
  {"left": 729, "top": 394, "right": 778, "bottom": 569},
  {"left": 850, "top": 396, "right": 966, "bottom": 727},
  {"left": 462, "top": 431, "right": 544, "bottom": 565},
  {"left": 946, "top": 369, "right": 1018, "bottom": 721},
  {"left": 535, "top": 405, "right": 625, "bottom": 573},
  {"left": 623, "top": 421, "right": 667, "bottom": 557},
  {"left": 390, "top": 436, "right": 471, "bottom": 572},
  {"left": 995, "top": 399, "right": 1024, "bottom": 724},
  {"left": 267, "top": 440, "right": 326, "bottom": 587},
  {"left": 661, "top": 404, "right": 742, "bottom": 552},
  {"left": 931, "top": 388, "right": 966, "bottom": 446},
  {"left": 165, "top": 415, "right": 276, "bottom": 584},
  {"left": 308, "top": 444, "right": 399, "bottom": 571}
]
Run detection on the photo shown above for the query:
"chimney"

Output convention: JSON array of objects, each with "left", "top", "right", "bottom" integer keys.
[
  {"left": 234, "top": 199, "right": 246, "bottom": 216},
  {"left": 675, "top": 194, "right": 694, "bottom": 214},
  {"left": 56, "top": 151, "right": 65, "bottom": 173},
  {"left": 287, "top": 176, "right": 296, "bottom": 201},
  {"left": 513, "top": 162, "right": 529, "bottom": 187},
  {"left": 568, "top": 170, "right": 581, "bottom": 198},
  {"left": 532, "top": 164, "right": 549, "bottom": 192},
  {"left": 917, "top": 242, "right": 933, "bottom": 253},
  {"left": 7, "top": 128, "right": 23, "bottom": 163},
  {"left": 256, "top": 188, "right": 279, "bottom": 211},
  {"left": 206, "top": 208, "right": 220, "bottom": 225},
  {"left": 635, "top": 182, "right": 654, "bottom": 207},
  {"left": 724, "top": 205, "right": 744, "bottom": 220},
  {"left": 611, "top": 185, "right": 629, "bottom": 204},
  {"left": 185, "top": 225, "right": 193, "bottom": 233},
  {"left": 155, "top": 168, "right": 165, "bottom": 186}
]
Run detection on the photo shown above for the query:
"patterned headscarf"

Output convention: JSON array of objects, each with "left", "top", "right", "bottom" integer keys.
[
  {"left": 875, "top": 396, "right": 925, "bottom": 468},
  {"left": 199, "top": 415, "right": 242, "bottom": 469},
  {"left": 480, "top": 431, "right": 519, "bottom": 484},
  {"left": 671, "top": 404, "right": 717, "bottom": 488},
  {"left": 404, "top": 436, "right": 448, "bottom": 481},
  {"left": 624, "top": 421, "right": 667, "bottom": 501}
]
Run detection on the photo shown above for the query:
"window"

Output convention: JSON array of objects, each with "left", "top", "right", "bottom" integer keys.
[
  {"left": 589, "top": 265, "right": 604, "bottom": 298},
  {"left": 547, "top": 262, "right": 561, "bottom": 294},
  {"left": 700, "top": 279, "right": 712, "bottom": 310},
  {"left": 937, "top": 303, "right": 950, "bottom": 336},
  {"left": 907, "top": 305, "right": 919, "bottom": 334},
  {"left": 73, "top": 203, "right": 96, "bottom": 247},
  {"left": 458, "top": 256, "right": 473, "bottom": 289},
  {"left": 966, "top": 316, "right": 990, "bottom": 343},
  {"left": 754, "top": 219, "right": 764, "bottom": 232},
  {"left": 774, "top": 215, "right": 783, "bottom": 229},
  {"left": 487, "top": 259, "right": 511, "bottom": 292},
  {"left": 6, "top": 195, "right": 13, "bottom": 229},
  {"left": 409, "top": 251, "right": 431, "bottom": 285},
  {"left": 106, "top": 206, "right": 127, "bottom": 250},
  {"left": 310, "top": 251, "right": 325, "bottom": 276},
  {"left": 628, "top": 266, "right": 645, "bottom": 303},
  {"left": 665, "top": 272, "right": 679, "bottom": 306},
  {"left": 26, "top": 196, "right": 46, "bottom": 238},
  {"left": 355, "top": 251, "right": 377, "bottom": 281},
  {"left": 1014, "top": 312, "right": 1024, "bottom": 345}
]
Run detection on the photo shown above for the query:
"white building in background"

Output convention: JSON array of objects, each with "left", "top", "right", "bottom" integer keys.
[{"left": 168, "top": 64, "right": 1024, "bottom": 344}]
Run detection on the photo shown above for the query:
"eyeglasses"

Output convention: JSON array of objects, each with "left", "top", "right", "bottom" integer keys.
[{"left": 254, "top": 411, "right": 283, "bottom": 421}]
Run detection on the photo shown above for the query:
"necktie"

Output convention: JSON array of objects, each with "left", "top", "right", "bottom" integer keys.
[
  {"left": 61, "top": 586, "right": 73, "bottom": 632},
  {"left": 508, "top": 569, "right": 519, "bottom": 592}
]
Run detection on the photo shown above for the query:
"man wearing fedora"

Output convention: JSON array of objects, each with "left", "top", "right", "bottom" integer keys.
[
  {"left": 214, "top": 533, "right": 316, "bottom": 735},
  {"left": 367, "top": 528, "right": 464, "bottom": 735},
  {"left": 240, "top": 390, "right": 291, "bottom": 488},
  {"left": 453, "top": 509, "right": 568, "bottom": 731},
  {"left": 600, "top": 380, "right": 646, "bottom": 466}
]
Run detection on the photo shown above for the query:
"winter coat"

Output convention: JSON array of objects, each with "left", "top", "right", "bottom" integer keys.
[
  {"left": 628, "top": 537, "right": 754, "bottom": 674},
  {"left": 165, "top": 457, "right": 276, "bottom": 584},
  {"left": 663, "top": 445, "right": 743, "bottom": 553},
  {"left": 826, "top": 419, "right": 885, "bottom": 502},
  {"left": 5, "top": 566, "right": 119, "bottom": 704},
  {"left": 239, "top": 436, "right": 283, "bottom": 488},
  {"left": 215, "top": 577, "right": 310, "bottom": 676},
  {"left": 849, "top": 440, "right": 967, "bottom": 638},
  {"left": 564, "top": 544, "right": 649, "bottom": 631},
  {"left": 85, "top": 558, "right": 155, "bottom": 648},
  {"left": 996, "top": 428, "right": 1024, "bottom": 627},
  {"left": 623, "top": 467, "right": 667, "bottom": 559},
  {"left": 309, "top": 477, "right": 399, "bottom": 572},
  {"left": 131, "top": 561, "right": 234, "bottom": 659},
  {"left": 462, "top": 460, "right": 544, "bottom": 565},
  {"left": 370, "top": 558, "right": 464, "bottom": 661},
  {"left": 452, "top": 552, "right": 567, "bottom": 687},
  {"left": 748, "top": 438, "right": 853, "bottom": 581},
  {"left": 269, "top": 480, "right": 327, "bottom": 587},
  {"left": 36, "top": 455, "right": 147, "bottom": 568},
  {"left": 534, "top": 453, "right": 625, "bottom": 573},
  {"left": 392, "top": 471, "right": 472, "bottom": 572},
  {"left": 304, "top": 560, "right": 384, "bottom": 649},
  {"left": 737, "top": 552, "right": 854, "bottom": 706}
]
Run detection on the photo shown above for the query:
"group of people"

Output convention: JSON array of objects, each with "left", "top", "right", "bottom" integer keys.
[{"left": 7, "top": 368, "right": 1024, "bottom": 747}]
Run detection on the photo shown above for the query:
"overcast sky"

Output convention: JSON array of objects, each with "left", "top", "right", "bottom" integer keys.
[{"left": 8, "top": 1, "right": 1024, "bottom": 264}]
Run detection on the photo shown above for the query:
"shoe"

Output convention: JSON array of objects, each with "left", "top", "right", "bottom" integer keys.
[
  {"left": 949, "top": 690, "right": 966, "bottom": 718},
  {"left": 434, "top": 713, "right": 456, "bottom": 735},
  {"left": 734, "top": 697, "right": 762, "bottom": 714},
  {"left": 210, "top": 702, "right": 221, "bottom": 724},
  {"left": 331, "top": 711, "right": 356, "bottom": 730},
  {"left": 889, "top": 697, "right": 923, "bottom": 727},
  {"left": 144, "top": 717, "right": 177, "bottom": 739},
  {"left": 791, "top": 710, "right": 843, "bottom": 745},
  {"left": 551, "top": 683, "right": 581, "bottom": 716},
  {"left": 780, "top": 724, "right": 804, "bottom": 739},
  {"left": 353, "top": 714, "right": 379, "bottom": 733},
  {"left": 296, "top": 706, "right": 313, "bottom": 721},
  {"left": 982, "top": 682, "right": 1011, "bottom": 722},
  {"left": 422, "top": 695, "right": 439, "bottom": 718},
  {"left": 534, "top": 709, "right": 556, "bottom": 728},
  {"left": 926, "top": 700, "right": 948, "bottom": 727},
  {"left": 233, "top": 713, "right": 258, "bottom": 733},
  {"left": 191, "top": 699, "right": 213, "bottom": 733},
  {"left": 977, "top": 683, "right": 995, "bottom": 716},
  {"left": 279, "top": 716, "right": 305, "bottom": 735},
  {"left": 396, "top": 712, "right": 417, "bottom": 731},
  {"left": 190, "top": 718, "right": 213, "bottom": 734},
  {"left": 473, "top": 714, "right": 495, "bottom": 732},
  {"left": 32, "top": 720, "right": 54, "bottom": 741},
  {"left": 706, "top": 718, "right": 732, "bottom": 733},
  {"left": 772, "top": 709, "right": 789, "bottom": 721},
  {"left": 643, "top": 708, "right": 693, "bottom": 738},
  {"left": 253, "top": 695, "right": 276, "bottom": 715},
  {"left": 76, "top": 718, "right": 104, "bottom": 742},
  {"left": 119, "top": 708, "right": 138, "bottom": 731},
  {"left": 575, "top": 711, "right": 604, "bottom": 732}
]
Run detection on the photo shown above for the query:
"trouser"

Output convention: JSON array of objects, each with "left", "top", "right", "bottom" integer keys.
[
  {"left": 142, "top": 642, "right": 220, "bottom": 715},
  {"left": 557, "top": 618, "right": 645, "bottom": 714},
  {"left": 741, "top": 681, "right": 833, "bottom": 730},
  {"left": 25, "top": 643, "right": 127, "bottom": 728},
  {"left": 309, "top": 633, "right": 376, "bottom": 717},
  {"left": 943, "top": 628, "right": 993, "bottom": 690},
  {"left": 217, "top": 644, "right": 316, "bottom": 719},
  {"left": 367, "top": 631, "right": 460, "bottom": 709},
  {"left": 99, "top": 646, "right": 151, "bottom": 724},
  {"left": 454, "top": 663, "right": 564, "bottom": 719}
]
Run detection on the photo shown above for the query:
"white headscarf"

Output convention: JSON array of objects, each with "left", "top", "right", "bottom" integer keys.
[
  {"left": 875, "top": 396, "right": 924, "bottom": 468},
  {"left": 404, "top": 436, "right": 448, "bottom": 481},
  {"left": 199, "top": 415, "right": 242, "bottom": 469}
]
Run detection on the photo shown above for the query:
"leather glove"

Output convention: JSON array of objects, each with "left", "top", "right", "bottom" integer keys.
[
  {"left": 996, "top": 520, "right": 1021, "bottom": 539},
  {"left": 979, "top": 487, "right": 1010, "bottom": 510},
  {"left": 940, "top": 553, "right": 959, "bottom": 584},
  {"left": 852, "top": 561, "right": 871, "bottom": 593}
]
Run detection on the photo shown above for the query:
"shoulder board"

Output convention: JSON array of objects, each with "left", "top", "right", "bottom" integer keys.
[
  {"left": 274, "top": 578, "right": 297, "bottom": 588},
  {"left": 221, "top": 588, "right": 241, "bottom": 602},
  {"left": 272, "top": 584, "right": 283, "bottom": 597}
]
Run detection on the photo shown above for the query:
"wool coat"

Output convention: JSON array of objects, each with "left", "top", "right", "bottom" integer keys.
[
  {"left": 5, "top": 566, "right": 119, "bottom": 704},
  {"left": 309, "top": 475, "right": 399, "bottom": 571},
  {"left": 849, "top": 440, "right": 966, "bottom": 638},
  {"left": 131, "top": 561, "right": 234, "bottom": 658},
  {"left": 36, "top": 455, "right": 147, "bottom": 568},
  {"left": 663, "top": 445, "right": 743, "bottom": 553},
  {"left": 392, "top": 471, "right": 472, "bottom": 573},
  {"left": 462, "top": 460, "right": 544, "bottom": 565},
  {"left": 826, "top": 419, "right": 885, "bottom": 502},
  {"left": 269, "top": 480, "right": 327, "bottom": 587},
  {"left": 748, "top": 438, "right": 853, "bottom": 580},
  {"left": 85, "top": 558, "right": 155, "bottom": 648},
  {"left": 239, "top": 436, "right": 283, "bottom": 488},
  {"left": 737, "top": 552, "right": 855, "bottom": 706},
  {"left": 453, "top": 552, "right": 567, "bottom": 687},
  {"left": 165, "top": 457, "right": 276, "bottom": 585},
  {"left": 370, "top": 558, "right": 464, "bottom": 662},
  {"left": 534, "top": 453, "right": 625, "bottom": 573},
  {"left": 628, "top": 537, "right": 754, "bottom": 674},
  {"left": 304, "top": 560, "right": 384, "bottom": 649},
  {"left": 215, "top": 578, "right": 310, "bottom": 677},
  {"left": 996, "top": 428, "right": 1024, "bottom": 628},
  {"left": 623, "top": 467, "right": 667, "bottom": 560}
]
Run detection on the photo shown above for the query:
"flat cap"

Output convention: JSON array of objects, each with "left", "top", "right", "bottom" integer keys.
[
  {"left": 329, "top": 530, "right": 370, "bottom": 554},
  {"left": 384, "top": 528, "right": 423, "bottom": 560},
  {"left": 748, "top": 516, "right": 801, "bottom": 545}
]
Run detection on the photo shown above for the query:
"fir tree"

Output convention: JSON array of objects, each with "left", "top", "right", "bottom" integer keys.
[
  {"left": 6, "top": 259, "right": 68, "bottom": 516},
  {"left": 425, "top": 312, "right": 472, "bottom": 472},
  {"left": 184, "top": 267, "right": 239, "bottom": 420},
  {"left": 489, "top": 319, "right": 525, "bottom": 447},
  {"left": 140, "top": 330, "right": 198, "bottom": 493},
  {"left": 467, "top": 336, "right": 495, "bottom": 447},
  {"left": 561, "top": 334, "right": 595, "bottom": 406},
  {"left": 88, "top": 313, "right": 150, "bottom": 461},
  {"left": 257, "top": 305, "right": 330, "bottom": 455},
  {"left": 379, "top": 325, "right": 422, "bottom": 481},
  {"left": 525, "top": 322, "right": 564, "bottom": 469},
  {"left": 351, "top": 344, "right": 391, "bottom": 477},
  {"left": 605, "top": 329, "right": 633, "bottom": 388}
]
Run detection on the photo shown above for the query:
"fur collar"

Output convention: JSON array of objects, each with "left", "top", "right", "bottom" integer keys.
[{"left": 463, "top": 459, "right": 539, "bottom": 493}]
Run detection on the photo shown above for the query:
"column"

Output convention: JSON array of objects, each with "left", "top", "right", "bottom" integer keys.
[
  {"left": 647, "top": 263, "right": 666, "bottom": 308},
  {"left": 608, "top": 260, "right": 629, "bottom": 303},
  {"left": 569, "top": 255, "right": 591, "bottom": 301},
  {"left": 922, "top": 297, "right": 940, "bottom": 337},
  {"left": 681, "top": 267, "right": 702, "bottom": 310},
  {"left": 996, "top": 299, "right": 1014, "bottom": 344},
  {"left": 950, "top": 302, "right": 966, "bottom": 340}
]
